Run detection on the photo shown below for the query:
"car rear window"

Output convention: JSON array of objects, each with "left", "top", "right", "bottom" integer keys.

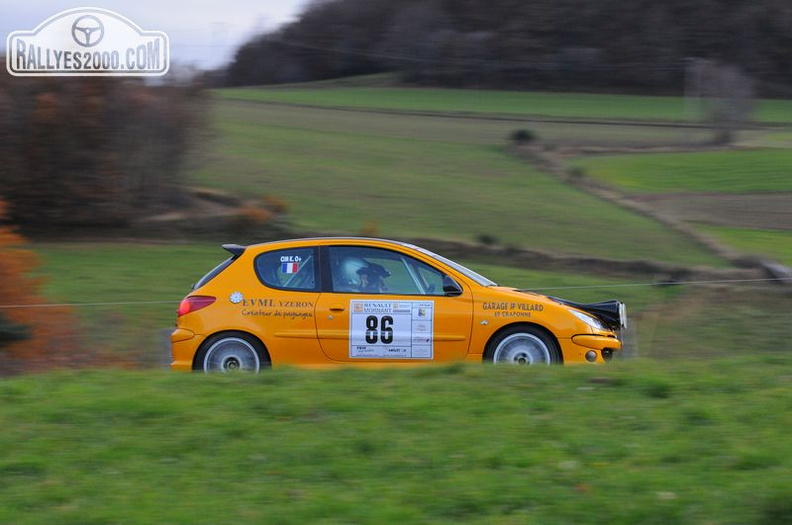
[{"left": 255, "top": 247, "right": 318, "bottom": 291}]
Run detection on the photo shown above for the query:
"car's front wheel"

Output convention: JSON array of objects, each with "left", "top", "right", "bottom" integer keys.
[
  {"left": 484, "top": 326, "right": 561, "bottom": 365},
  {"left": 194, "top": 332, "right": 270, "bottom": 373}
]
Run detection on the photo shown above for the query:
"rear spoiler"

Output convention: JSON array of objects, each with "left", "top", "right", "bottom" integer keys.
[
  {"left": 549, "top": 297, "right": 627, "bottom": 331},
  {"left": 222, "top": 244, "right": 246, "bottom": 257}
]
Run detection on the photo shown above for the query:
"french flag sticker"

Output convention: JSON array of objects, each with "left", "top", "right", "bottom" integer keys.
[{"left": 281, "top": 262, "right": 299, "bottom": 274}]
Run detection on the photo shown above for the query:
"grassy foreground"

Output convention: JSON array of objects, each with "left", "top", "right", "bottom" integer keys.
[{"left": 1, "top": 357, "right": 791, "bottom": 524}]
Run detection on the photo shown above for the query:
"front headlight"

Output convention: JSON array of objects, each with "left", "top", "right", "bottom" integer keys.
[{"left": 570, "top": 310, "right": 605, "bottom": 331}]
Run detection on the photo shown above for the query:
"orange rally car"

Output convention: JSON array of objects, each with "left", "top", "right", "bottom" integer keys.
[{"left": 172, "top": 238, "right": 626, "bottom": 372}]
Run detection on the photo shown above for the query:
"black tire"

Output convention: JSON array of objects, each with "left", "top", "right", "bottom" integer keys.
[
  {"left": 193, "top": 331, "right": 271, "bottom": 373},
  {"left": 483, "top": 325, "right": 562, "bottom": 365}
]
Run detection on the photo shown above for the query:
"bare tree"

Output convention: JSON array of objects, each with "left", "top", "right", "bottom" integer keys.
[
  {"left": 0, "top": 69, "right": 206, "bottom": 229},
  {"left": 687, "top": 59, "right": 755, "bottom": 145}
]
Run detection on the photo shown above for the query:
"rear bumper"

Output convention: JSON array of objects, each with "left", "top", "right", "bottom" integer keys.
[{"left": 170, "top": 329, "right": 204, "bottom": 371}]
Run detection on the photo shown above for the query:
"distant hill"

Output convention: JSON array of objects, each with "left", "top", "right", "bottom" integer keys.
[{"left": 225, "top": 0, "right": 792, "bottom": 96}]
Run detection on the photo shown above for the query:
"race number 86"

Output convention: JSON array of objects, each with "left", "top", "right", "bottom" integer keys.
[{"left": 365, "top": 315, "right": 393, "bottom": 344}]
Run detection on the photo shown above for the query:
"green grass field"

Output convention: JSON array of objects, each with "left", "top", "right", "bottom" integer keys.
[
  {"left": 697, "top": 227, "right": 792, "bottom": 266},
  {"left": 217, "top": 99, "right": 714, "bottom": 147},
  {"left": 2, "top": 359, "right": 791, "bottom": 524},
  {"left": 569, "top": 149, "right": 792, "bottom": 263},
  {"left": 30, "top": 244, "right": 220, "bottom": 363},
  {"left": 571, "top": 149, "right": 792, "bottom": 194},
  {"left": 196, "top": 100, "right": 726, "bottom": 267},
  {"left": 216, "top": 86, "right": 792, "bottom": 125},
  {"left": 742, "top": 129, "right": 792, "bottom": 148}
]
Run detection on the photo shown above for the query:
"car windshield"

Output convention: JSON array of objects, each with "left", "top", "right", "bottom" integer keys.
[{"left": 406, "top": 243, "right": 498, "bottom": 287}]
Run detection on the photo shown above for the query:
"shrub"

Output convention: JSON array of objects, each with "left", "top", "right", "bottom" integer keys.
[
  {"left": 264, "top": 195, "right": 290, "bottom": 215},
  {"left": 758, "top": 493, "right": 792, "bottom": 525},
  {"left": 0, "top": 199, "right": 84, "bottom": 375},
  {"left": 0, "top": 312, "right": 28, "bottom": 346},
  {"left": 234, "top": 205, "right": 275, "bottom": 228},
  {"left": 477, "top": 234, "right": 499, "bottom": 246},
  {"left": 510, "top": 129, "right": 536, "bottom": 145}
]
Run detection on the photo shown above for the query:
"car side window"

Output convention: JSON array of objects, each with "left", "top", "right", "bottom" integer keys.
[
  {"left": 254, "top": 248, "right": 317, "bottom": 291},
  {"left": 328, "top": 246, "right": 446, "bottom": 295},
  {"left": 413, "top": 262, "right": 445, "bottom": 295}
]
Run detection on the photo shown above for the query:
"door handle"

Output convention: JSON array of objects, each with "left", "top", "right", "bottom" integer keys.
[{"left": 329, "top": 305, "right": 346, "bottom": 312}]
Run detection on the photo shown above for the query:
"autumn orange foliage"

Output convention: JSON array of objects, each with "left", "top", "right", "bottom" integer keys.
[{"left": 0, "top": 200, "right": 83, "bottom": 375}]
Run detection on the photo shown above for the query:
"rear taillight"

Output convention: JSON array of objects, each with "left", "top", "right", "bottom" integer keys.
[{"left": 177, "top": 296, "right": 216, "bottom": 317}]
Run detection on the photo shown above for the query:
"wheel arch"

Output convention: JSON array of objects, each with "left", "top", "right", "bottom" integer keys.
[
  {"left": 192, "top": 329, "right": 272, "bottom": 371},
  {"left": 483, "top": 322, "right": 563, "bottom": 364}
]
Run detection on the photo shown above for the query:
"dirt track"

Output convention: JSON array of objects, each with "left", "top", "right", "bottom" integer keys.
[{"left": 636, "top": 192, "right": 792, "bottom": 230}]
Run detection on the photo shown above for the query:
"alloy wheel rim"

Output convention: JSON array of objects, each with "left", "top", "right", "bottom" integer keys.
[
  {"left": 204, "top": 338, "right": 260, "bottom": 372},
  {"left": 493, "top": 333, "right": 551, "bottom": 365}
]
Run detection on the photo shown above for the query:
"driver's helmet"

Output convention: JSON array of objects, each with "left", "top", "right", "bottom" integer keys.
[
  {"left": 357, "top": 262, "right": 391, "bottom": 292},
  {"left": 357, "top": 262, "right": 391, "bottom": 280},
  {"left": 335, "top": 256, "right": 368, "bottom": 291}
]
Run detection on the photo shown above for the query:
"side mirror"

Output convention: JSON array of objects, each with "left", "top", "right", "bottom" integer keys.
[{"left": 442, "top": 276, "right": 463, "bottom": 297}]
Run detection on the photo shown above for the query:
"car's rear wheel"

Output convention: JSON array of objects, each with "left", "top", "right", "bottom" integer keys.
[
  {"left": 194, "top": 332, "right": 270, "bottom": 373},
  {"left": 484, "top": 326, "right": 561, "bottom": 365}
]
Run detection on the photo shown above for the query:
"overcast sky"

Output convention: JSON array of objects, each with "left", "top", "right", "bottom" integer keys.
[{"left": 2, "top": 0, "right": 311, "bottom": 69}]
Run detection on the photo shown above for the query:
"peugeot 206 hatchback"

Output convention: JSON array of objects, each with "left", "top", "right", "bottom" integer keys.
[{"left": 172, "top": 238, "right": 626, "bottom": 372}]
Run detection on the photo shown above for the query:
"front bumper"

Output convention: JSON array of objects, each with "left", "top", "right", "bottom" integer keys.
[
  {"left": 561, "top": 334, "right": 622, "bottom": 363},
  {"left": 572, "top": 334, "right": 622, "bottom": 351}
]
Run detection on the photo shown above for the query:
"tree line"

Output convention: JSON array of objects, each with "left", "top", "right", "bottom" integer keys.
[
  {"left": 226, "top": 0, "right": 792, "bottom": 94},
  {"left": 0, "top": 71, "right": 206, "bottom": 230}
]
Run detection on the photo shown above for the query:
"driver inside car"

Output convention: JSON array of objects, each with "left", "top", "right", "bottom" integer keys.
[{"left": 356, "top": 262, "right": 391, "bottom": 293}]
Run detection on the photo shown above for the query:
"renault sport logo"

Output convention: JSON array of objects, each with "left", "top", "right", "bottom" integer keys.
[{"left": 7, "top": 7, "right": 169, "bottom": 76}]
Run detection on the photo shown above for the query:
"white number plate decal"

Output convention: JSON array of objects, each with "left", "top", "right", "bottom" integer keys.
[{"left": 349, "top": 300, "right": 434, "bottom": 359}]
